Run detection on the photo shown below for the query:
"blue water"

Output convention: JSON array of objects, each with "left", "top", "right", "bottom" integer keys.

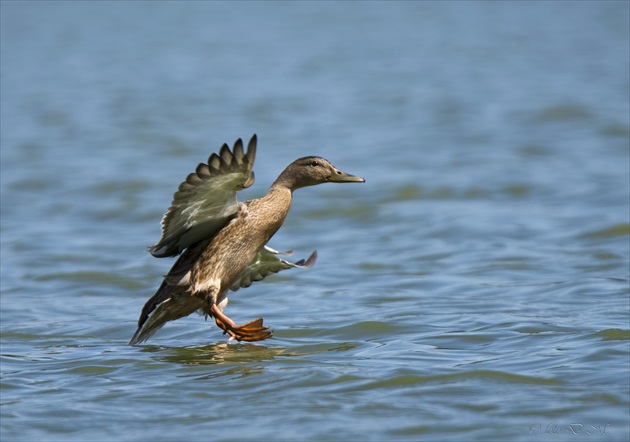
[{"left": 1, "top": 2, "right": 629, "bottom": 441}]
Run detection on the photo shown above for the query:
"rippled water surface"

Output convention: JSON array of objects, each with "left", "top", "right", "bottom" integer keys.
[{"left": 2, "top": 2, "right": 629, "bottom": 441}]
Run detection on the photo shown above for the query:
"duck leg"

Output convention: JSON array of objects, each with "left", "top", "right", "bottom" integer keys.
[{"left": 210, "top": 304, "right": 273, "bottom": 342}]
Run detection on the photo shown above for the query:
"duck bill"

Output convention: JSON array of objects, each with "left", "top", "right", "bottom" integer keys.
[{"left": 329, "top": 169, "right": 366, "bottom": 183}]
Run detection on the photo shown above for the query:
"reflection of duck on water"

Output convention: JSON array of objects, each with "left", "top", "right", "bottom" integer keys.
[{"left": 130, "top": 135, "right": 364, "bottom": 345}]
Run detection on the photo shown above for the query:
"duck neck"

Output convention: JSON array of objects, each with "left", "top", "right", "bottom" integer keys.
[
  {"left": 264, "top": 182, "right": 293, "bottom": 206},
  {"left": 270, "top": 172, "right": 296, "bottom": 191},
  {"left": 256, "top": 182, "right": 293, "bottom": 228}
]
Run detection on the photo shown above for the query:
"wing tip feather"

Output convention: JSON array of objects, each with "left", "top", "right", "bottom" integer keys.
[{"left": 296, "top": 250, "right": 317, "bottom": 268}]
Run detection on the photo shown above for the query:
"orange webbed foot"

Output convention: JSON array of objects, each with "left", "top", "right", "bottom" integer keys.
[{"left": 211, "top": 306, "right": 273, "bottom": 342}]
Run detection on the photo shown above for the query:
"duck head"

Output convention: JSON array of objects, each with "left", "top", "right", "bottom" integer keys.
[{"left": 274, "top": 156, "right": 365, "bottom": 191}]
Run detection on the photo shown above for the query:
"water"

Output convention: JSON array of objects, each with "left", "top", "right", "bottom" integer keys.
[{"left": 1, "top": 2, "right": 629, "bottom": 441}]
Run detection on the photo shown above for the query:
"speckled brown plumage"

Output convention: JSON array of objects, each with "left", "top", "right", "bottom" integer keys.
[{"left": 130, "top": 135, "right": 364, "bottom": 345}]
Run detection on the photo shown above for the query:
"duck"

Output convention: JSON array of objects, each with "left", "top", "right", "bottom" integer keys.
[{"left": 129, "top": 134, "right": 364, "bottom": 345}]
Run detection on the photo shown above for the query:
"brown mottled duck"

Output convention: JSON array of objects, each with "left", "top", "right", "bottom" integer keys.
[{"left": 130, "top": 134, "right": 364, "bottom": 345}]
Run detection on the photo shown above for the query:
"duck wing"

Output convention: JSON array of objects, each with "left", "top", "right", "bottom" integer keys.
[
  {"left": 149, "top": 135, "right": 257, "bottom": 258},
  {"left": 130, "top": 239, "right": 209, "bottom": 345},
  {"left": 229, "top": 246, "right": 318, "bottom": 292}
]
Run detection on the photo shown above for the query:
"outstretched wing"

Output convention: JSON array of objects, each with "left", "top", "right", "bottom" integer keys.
[
  {"left": 149, "top": 135, "right": 257, "bottom": 258},
  {"left": 229, "top": 246, "right": 318, "bottom": 292}
]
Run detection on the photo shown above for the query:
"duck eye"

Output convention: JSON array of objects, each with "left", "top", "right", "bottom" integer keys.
[{"left": 310, "top": 160, "right": 320, "bottom": 167}]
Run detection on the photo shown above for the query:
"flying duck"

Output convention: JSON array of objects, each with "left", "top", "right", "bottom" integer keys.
[{"left": 130, "top": 134, "right": 364, "bottom": 345}]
